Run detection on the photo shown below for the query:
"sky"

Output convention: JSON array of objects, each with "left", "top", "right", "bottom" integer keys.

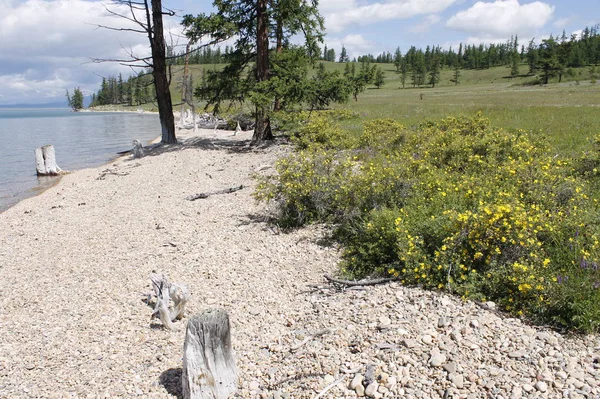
[{"left": 0, "top": 0, "right": 597, "bottom": 105}]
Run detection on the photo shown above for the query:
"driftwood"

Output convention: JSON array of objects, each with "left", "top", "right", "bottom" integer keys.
[
  {"left": 132, "top": 140, "right": 145, "bottom": 158},
  {"left": 185, "top": 185, "right": 244, "bottom": 201},
  {"left": 290, "top": 328, "right": 332, "bottom": 352},
  {"left": 35, "top": 145, "right": 64, "bottom": 176},
  {"left": 313, "top": 374, "right": 347, "bottom": 399},
  {"left": 150, "top": 274, "right": 190, "bottom": 330},
  {"left": 324, "top": 274, "right": 398, "bottom": 287},
  {"left": 182, "top": 309, "right": 238, "bottom": 399}
]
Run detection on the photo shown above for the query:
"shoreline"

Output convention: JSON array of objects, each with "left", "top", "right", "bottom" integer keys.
[
  {"left": 0, "top": 112, "right": 166, "bottom": 214},
  {"left": 1, "top": 126, "right": 599, "bottom": 398}
]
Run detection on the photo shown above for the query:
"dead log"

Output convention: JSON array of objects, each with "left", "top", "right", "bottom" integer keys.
[
  {"left": 182, "top": 309, "right": 238, "bottom": 399},
  {"left": 185, "top": 185, "right": 244, "bottom": 201},
  {"left": 150, "top": 274, "right": 190, "bottom": 330},
  {"left": 323, "top": 274, "right": 398, "bottom": 287},
  {"left": 35, "top": 145, "right": 64, "bottom": 176}
]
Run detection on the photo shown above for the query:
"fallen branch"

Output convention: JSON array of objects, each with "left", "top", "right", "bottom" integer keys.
[
  {"left": 186, "top": 185, "right": 244, "bottom": 201},
  {"left": 313, "top": 374, "right": 347, "bottom": 399},
  {"left": 290, "top": 328, "right": 332, "bottom": 352},
  {"left": 323, "top": 274, "right": 398, "bottom": 287}
]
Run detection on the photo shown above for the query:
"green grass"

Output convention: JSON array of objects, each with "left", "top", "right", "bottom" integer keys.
[
  {"left": 95, "top": 61, "right": 600, "bottom": 154},
  {"left": 324, "top": 63, "right": 600, "bottom": 155}
]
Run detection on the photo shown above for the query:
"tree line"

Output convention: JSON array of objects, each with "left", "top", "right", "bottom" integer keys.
[
  {"left": 322, "top": 25, "right": 600, "bottom": 87},
  {"left": 89, "top": 74, "right": 155, "bottom": 107},
  {"left": 168, "top": 46, "right": 233, "bottom": 66}
]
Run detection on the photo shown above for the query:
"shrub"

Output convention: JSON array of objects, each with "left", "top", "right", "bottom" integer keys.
[{"left": 256, "top": 112, "right": 600, "bottom": 332}]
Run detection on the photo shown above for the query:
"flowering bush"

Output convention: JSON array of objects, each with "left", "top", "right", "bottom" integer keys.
[{"left": 256, "top": 113, "right": 600, "bottom": 332}]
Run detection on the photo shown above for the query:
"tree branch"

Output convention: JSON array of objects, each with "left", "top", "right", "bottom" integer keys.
[{"left": 323, "top": 274, "right": 398, "bottom": 287}]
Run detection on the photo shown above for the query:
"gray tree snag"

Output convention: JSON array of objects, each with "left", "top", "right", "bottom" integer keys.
[
  {"left": 182, "top": 309, "right": 238, "bottom": 399},
  {"left": 150, "top": 274, "right": 190, "bottom": 330},
  {"left": 35, "top": 145, "right": 64, "bottom": 176},
  {"left": 93, "top": 0, "right": 177, "bottom": 144},
  {"left": 179, "top": 40, "right": 197, "bottom": 132},
  {"left": 132, "top": 139, "right": 145, "bottom": 158}
]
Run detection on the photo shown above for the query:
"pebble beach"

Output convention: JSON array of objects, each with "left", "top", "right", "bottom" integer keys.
[{"left": 0, "top": 127, "right": 599, "bottom": 399}]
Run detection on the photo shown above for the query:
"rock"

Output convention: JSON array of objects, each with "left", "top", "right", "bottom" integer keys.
[
  {"left": 249, "top": 380, "right": 260, "bottom": 391},
  {"left": 438, "top": 317, "right": 448, "bottom": 328},
  {"left": 323, "top": 374, "right": 335, "bottom": 386},
  {"left": 522, "top": 384, "right": 534, "bottom": 393},
  {"left": 350, "top": 374, "right": 364, "bottom": 390},
  {"left": 535, "top": 381, "right": 548, "bottom": 392},
  {"left": 453, "top": 374, "right": 465, "bottom": 389},
  {"left": 365, "top": 382, "right": 379, "bottom": 397},
  {"left": 379, "top": 316, "right": 392, "bottom": 328},
  {"left": 508, "top": 351, "right": 525, "bottom": 359},
  {"left": 355, "top": 383, "right": 365, "bottom": 397},
  {"left": 422, "top": 335, "right": 433, "bottom": 345},
  {"left": 429, "top": 353, "right": 447, "bottom": 367},
  {"left": 443, "top": 362, "right": 457, "bottom": 374},
  {"left": 402, "top": 339, "right": 416, "bottom": 348},
  {"left": 470, "top": 319, "right": 480, "bottom": 328}
]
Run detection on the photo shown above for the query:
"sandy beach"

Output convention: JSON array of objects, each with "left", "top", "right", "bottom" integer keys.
[{"left": 1, "top": 127, "right": 599, "bottom": 399}]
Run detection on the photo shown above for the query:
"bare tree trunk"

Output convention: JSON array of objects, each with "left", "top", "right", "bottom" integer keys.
[
  {"left": 252, "top": 0, "right": 273, "bottom": 142},
  {"left": 150, "top": 0, "right": 177, "bottom": 144},
  {"left": 272, "top": 18, "right": 283, "bottom": 113}
]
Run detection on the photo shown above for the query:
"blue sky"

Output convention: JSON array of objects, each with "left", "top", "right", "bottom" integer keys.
[{"left": 0, "top": 0, "right": 596, "bottom": 104}]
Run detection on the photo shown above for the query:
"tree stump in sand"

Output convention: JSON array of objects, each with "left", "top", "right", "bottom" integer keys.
[
  {"left": 34, "top": 145, "right": 62, "bottom": 176},
  {"left": 182, "top": 309, "right": 237, "bottom": 399}
]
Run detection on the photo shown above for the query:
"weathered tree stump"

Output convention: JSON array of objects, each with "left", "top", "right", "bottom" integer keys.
[
  {"left": 182, "top": 309, "right": 237, "bottom": 399},
  {"left": 34, "top": 145, "right": 62, "bottom": 176},
  {"left": 132, "top": 140, "right": 145, "bottom": 159}
]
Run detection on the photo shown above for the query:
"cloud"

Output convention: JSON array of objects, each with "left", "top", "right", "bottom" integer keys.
[
  {"left": 0, "top": 0, "right": 185, "bottom": 104},
  {"left": 321, "top": 0, "right": 458, "bottom": 33},
  {"left": 553, "top": 16, "right": 576, "bottom": 29},
  {"left": 446, "top": 0, "right": 554, "bottom": 39},
  {"left": 408, "top": 14, "right": 442, "bottom": 34},
  {"left": 325, "top": 34, "right": 379, "bottom": 60}
]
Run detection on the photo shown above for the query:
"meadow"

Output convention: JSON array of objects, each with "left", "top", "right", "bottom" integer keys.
[
  {"left": 121, "top": 61, "right": 600, "bottom": 154},
  {"left": 100, "top": 62, "right": 600, "bottom": 332}
]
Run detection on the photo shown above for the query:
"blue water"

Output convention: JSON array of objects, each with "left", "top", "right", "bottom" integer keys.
[{"left": 0, "top": 108, "right": 162, "bottom": 212}]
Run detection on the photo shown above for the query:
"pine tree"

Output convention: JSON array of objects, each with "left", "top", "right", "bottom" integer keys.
[
  {"left": 339, "top": 45, "right": 349, "bottom": 63},
  {"left": 373, "top": 66, "right": 385, "bottom": 88},
  {"left": 393, "top": 47, "right": 402, "bottom": 72},
  {"left": 66, "top": 87, "right": 84, "bottom": 111}
]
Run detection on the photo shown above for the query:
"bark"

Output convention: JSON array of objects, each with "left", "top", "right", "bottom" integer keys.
[
  {"left": 150, "top": 0, "right": 177, "bottom": 144},
  {"left": 252, "top": 0, "right": 273, "bottom": 142},
  {"left": 182, "top": 309, "right": 238, "bottom": 399},
  {"left": 272, "top": 17, "right": 283, "bottom": 112},
  {"left": 35, "top": 145, "right": 63, "bottom": 176}
]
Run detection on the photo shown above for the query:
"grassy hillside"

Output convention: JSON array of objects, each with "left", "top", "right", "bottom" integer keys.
[{"left": 99, "top": 61, "right": 600, "bottom": 154}]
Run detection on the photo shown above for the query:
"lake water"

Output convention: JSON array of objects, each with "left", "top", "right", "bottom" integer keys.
[{"left": 0, "top": 108, "right": 162, "bottom": 212}]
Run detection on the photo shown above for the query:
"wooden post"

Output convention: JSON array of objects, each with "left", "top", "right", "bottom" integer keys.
[
  {"left": 34, "top": 145, "right": 61, "bottom": 176},
  {"left": 182, "top": 309, "right": 237, "bottom": 399}
]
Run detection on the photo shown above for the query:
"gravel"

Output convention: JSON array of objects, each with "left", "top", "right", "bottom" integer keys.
[{"left": 0, "top": 127, "right": 599, "bottom": 398}]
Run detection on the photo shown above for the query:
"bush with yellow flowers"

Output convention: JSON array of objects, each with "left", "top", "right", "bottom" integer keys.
[{"left": 256, "top": 112, "right": 600, "bottom": 332}]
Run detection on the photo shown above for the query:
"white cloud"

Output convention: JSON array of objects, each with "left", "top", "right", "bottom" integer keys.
[
  {"left": 322, "top": 0, "right": 458, "bottom": 33},
  {"left": 446, "top": 0, "right": 554, "bottom": 39},
  {"left": 408, "top": 14, "right": 442, "bottom": 34},
  {"left": 553, "top": 16, "right": 575, "bottom": 29},
  {"left": 0, "top": 0, "right": 185, "bottom": 104},
  {"left": 325, "top": 34, "right": 379, "bottom": 60}
]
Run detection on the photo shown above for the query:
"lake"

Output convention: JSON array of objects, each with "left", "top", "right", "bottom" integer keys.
[{"left": 0, "top": 108, "right": 162, "bottom": 212}]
